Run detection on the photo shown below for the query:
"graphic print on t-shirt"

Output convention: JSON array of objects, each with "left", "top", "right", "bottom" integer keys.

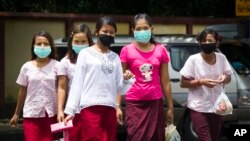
[{"left": 139, "top": 63, "right": 153, "bottom": 82}]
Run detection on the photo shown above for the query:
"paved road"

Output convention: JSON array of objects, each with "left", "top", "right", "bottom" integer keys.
[
  {"left": 0, "top": 123, "right": 23, "bottom": 141},
  {"left": 0, "top": 123, "right": 230, "bottom": 141}
]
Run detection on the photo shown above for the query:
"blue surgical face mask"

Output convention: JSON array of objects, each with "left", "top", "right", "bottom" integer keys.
[
  {"left": 72, "top": 44, "right": 89, "bottom": 54},
  {"left": 34, "top": 45, "right": 52, "bottom": 58},
  {"left": 133, "top": 29, "right": 151, "bottom": 44}
]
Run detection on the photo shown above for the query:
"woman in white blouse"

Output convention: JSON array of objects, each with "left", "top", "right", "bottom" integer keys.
[
  {"left": 57, "top": 23, "right": 94, "bottom": 141},
  {"left": 64, "top": 16, "right": 132, "bottom": 141}
]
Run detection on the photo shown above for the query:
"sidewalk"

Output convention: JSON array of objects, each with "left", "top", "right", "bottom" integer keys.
[
  {"left": 0, "top": 118, "right": 127, "bottom": 141},
  {"left": 0, "top": 119, "right": 23, "bottom": 141}
]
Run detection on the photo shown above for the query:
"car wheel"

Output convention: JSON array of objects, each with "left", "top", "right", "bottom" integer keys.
[{"left": 183, "top": 114, "right": 198, "bottom": 141}]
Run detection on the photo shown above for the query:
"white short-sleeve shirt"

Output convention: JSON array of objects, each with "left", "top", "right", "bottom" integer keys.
[
  {"left": 16, "top": 59, "right": 59, "bottom": 118},
  {"left": 57, "top": 57, "right": 82, "bottom": 113},
  {"left": 180, "top": 53, "right": 233, "bottom": 113},
  {"left": 57, "top": 57, "right": 76, "bottom": 88}
]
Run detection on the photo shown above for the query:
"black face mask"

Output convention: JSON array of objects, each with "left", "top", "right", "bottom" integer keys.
[
  {"left": 98, "top": 34, "right": 115, "bottom": 47},
  {"left": 200, "top": 43, "right": 217, "bottom": 54}
]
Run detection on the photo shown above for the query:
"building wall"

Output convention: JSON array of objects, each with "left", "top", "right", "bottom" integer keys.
[
  {"left": 4, "top": 19, "right": 64, "bottom": 102},
  {"left": 154, "top": 24, "right": 186, "bottom": 34},
  {"left": 73, "top": 21, "right": 130, "bottom": 35},
  {"left": 4, "top": 20, "right": 192, "bottom": 102},
  {"left": 1, "top": 13, "right": 242, "bottom": 104},
  {"left": 193, "top": 24, "right": 207, "bottom": 35}
]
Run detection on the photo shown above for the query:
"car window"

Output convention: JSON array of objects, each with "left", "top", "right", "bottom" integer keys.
[
  {"left": 110, "top": 44, "right": 124, "bottom": 55},
  {"left": 169, "top": 45, "right": 201, "bottom": 71},
  {"left": 56, "top": 46, "right": 67, "bottom": 60},
  {"left": 55, "top": 43, "right": 124, "bottom": 61},
  {"left": 55, "top": 43, "right": 202, "bottom": 72},
  {"left": 219, "top": 43, "right": 250, "bottom": 75},
  {"left": 206, "top": 24, "right": 238, "bottom": 38}
]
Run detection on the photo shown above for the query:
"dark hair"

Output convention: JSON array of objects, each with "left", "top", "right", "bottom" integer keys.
[
  {"left": 197, "top": 29, "right": 221, "bottom": 43},
  {"left": 95, "top": 16, "right": 117, "bottom": 33},
  {"left": 67, "top": 23, "right": 94, "bottom": 63},
  {"left": 131, "top": 13, "right": 156, "bottom": 44},
  {"left": 31, "top": 31, "right": 57, "bottom": 60}
]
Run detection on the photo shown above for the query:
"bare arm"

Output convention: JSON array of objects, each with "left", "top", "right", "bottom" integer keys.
[
  {"left": 217, "top": 75, "right": 231, "bottom": 84},
  {"left": 116, "top": 62, "right": 128, "bottom": 107},
  {"left": 116, "top": 62, "right": 130, "bottom": 125},
  {"left": 160, "top": 63, "right": 173, "bottom": 123},
  {"left": 180, "top": 76, "right": 200, "bottom": 88},
  {"left": 116, "top": 93, "right": 123, "bottom": 125},
  {"left": 180, "top": 75, "right": 230, "bottom": 88},
  {"left": 57, "top": 75, "right": 68, "bottom": 122},
  {"left": 117, "top": 62, "right": 131, "bottom": 105},
  {"left": 9, "top": 85, "right": 27, "bottom": 127}
]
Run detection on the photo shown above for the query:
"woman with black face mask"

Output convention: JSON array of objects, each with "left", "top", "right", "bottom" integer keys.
[
  {"left": 95, "top": 16, "right": 116, "bottom": 49},
  {"left": 63, "top": 16, "right": 133, "bottom": 141},
  {"left": 179, "top": 29, "right": 233, "bottom": 141}
]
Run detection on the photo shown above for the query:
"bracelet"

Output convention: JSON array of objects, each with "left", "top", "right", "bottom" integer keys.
[
  {"left": 116, "top": 104, "right": 121, "bottom": 108},
  {"left": 197, "top": 79, "right": 201, "bottom": 86}
]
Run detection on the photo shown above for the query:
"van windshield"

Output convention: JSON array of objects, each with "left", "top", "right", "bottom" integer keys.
[
  {"left": 219, "top": 43, "right": 250, "bottom": 75},
  {"left": 169, "top": 45, "right": 201, "bottom": 71}
]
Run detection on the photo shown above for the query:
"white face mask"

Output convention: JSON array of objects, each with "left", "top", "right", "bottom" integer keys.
[{"left": 72, "top": 44, "right": 89, "bottom": 54}]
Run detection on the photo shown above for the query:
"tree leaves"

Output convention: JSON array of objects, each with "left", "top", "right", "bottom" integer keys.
[{"left": 0, "top": 0, "right": 235, "bottom": 17}]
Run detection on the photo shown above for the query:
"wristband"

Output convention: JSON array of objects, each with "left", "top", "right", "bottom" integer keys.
[
  {"left": 116, "top": 104, "right": 121, "bottom": 108},
  {"left": 197, "top": 79, "right": 201, "bottom": 86}
]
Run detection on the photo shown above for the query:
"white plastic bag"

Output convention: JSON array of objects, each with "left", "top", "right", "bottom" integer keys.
[
  {"left": 213, "top": 91, "right": 233, "bottom": 115},
  {"left": 165, "top": 124, "right": 181, "bottom": 141}
]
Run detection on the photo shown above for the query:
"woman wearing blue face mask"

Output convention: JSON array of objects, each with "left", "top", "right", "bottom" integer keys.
[
  {"left": 118, "top": 13, "right": 174, "bottom": 141},
  {"left": 57, "top": 23, "right": 94, "bottom": 141},
  {"left": 9, "top": 31, "right": 59, "bottom": 141}
]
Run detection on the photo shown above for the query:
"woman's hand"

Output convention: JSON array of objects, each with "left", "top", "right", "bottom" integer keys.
[
  {"left": 116, "top": 107, "right": 124, "bottom": 125},
  {"left": 64, "top": 115, "right": 74, "bottom": 125},
  {"left": 9, "top": 114, "right": 19, "bottom": 128},
  {"left": 123, "top": 70, "right": 134, "bottom": 80},
  {"left": 166, "top": 108, "right": 174, "bottom": 124},
  {"left": 57, "top": 110, "right": 65, "bottom": 122},
  {"left": 200, "top": 79, "right": 220, "bottom": 88},
  {"left": 217, "top": 75, "right": 227, "bottom": 84}
]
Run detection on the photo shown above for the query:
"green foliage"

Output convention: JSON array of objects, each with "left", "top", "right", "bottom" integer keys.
[{"left": 0, "top": 0, "right": 235, "bottom": 17}]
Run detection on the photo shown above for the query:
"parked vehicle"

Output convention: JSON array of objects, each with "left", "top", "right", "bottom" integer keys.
[{"left": 54, "top": 34, "right": 250, "bottom": 141}]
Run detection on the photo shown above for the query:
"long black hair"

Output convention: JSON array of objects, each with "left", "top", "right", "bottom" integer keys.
[
  {"left": 95, "top": 16, "right": 117, "bottom": 34},
  {"left": 31, "top": 31, "right": 57, "bottom": 60},
  {"left": 196, "top": 28, "right": 221, "bottom": 43},
  {"left": 67, "top": 23, "right": 94, "bottom": 63}
]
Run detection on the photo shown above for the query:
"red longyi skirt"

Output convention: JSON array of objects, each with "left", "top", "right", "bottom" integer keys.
[{"left": 80, "top": 105, "right": 117, "bottom": 141}]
